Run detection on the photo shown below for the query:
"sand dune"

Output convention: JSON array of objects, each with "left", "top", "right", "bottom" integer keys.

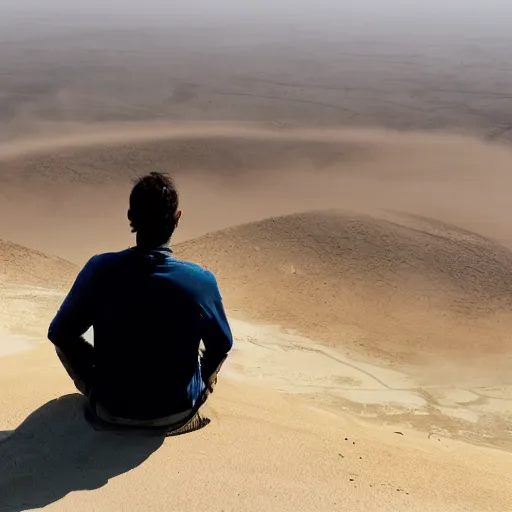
[
  {"left": 176, "top": 210, "right": 512, "bottom": 374},
  {"left": 0, "top": 122, "right": 377, "bottom": 160},
  {"left": 0, "top": 239, "right": 76, "bottom": 358},
  {"left": 2, "top": 123, "right": 512, "bottom": 264},
  {"left": 0, "top": 239, "right": 76, "bottom": 290}
]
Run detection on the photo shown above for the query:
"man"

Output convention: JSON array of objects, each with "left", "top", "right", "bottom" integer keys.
[{"left": 48, "top": 172, "right": 233, "bottom": 430}]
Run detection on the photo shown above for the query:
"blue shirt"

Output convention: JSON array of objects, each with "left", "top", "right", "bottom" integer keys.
[{"left": 48, "top": 247, "right": 233, "bottom": 420}]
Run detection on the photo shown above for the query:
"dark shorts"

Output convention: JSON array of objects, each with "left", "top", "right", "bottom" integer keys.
[{"left": 55, "top": 347, "right": 211, "bottom": 434}]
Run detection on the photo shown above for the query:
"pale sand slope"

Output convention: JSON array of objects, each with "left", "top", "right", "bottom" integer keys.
[
  {"left": 227, "top": 318, "right": 512, "bottom": 451},
  {"left": 0, "top": 239, "right": 74, "bottom": 357},
  {"left": 1, "top": 346, "right": 512, "bottom": 512}
]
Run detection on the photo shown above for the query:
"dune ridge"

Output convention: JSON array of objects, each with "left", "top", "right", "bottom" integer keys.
[
  {"left": 0, "top": 238, "right": 76, "bottom": 290},
  {"left": 0, "top": 122, "right": 401, "bottom": 160}
]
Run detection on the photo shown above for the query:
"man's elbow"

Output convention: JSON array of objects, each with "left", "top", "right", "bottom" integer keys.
[
  {"left": 225, "top": 333, "right": 234, "bottom": 354},
  {"left": 48, "top": 319, "right": 64, "bottom": 347},
  {"left": 48, "top": 320, "right": 56, "bottom": 342},
  {"left": 206, "top": 333, "right": 233, "bottom": 361},
  {"left": 217, "top": 330, "right": 233, "bottom": 358}
]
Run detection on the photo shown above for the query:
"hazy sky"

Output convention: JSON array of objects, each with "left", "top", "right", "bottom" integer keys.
[
  {"left": 1, "top": 0, "right": 511, "bottom": 36},
  {"left": 3, "top": 0, "right": 512, "bottom": 15}
]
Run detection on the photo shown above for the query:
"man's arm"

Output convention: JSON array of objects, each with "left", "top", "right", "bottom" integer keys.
[
  {"left": 200, "top": 273, "right": 234, "bottom": 391},
  {"left": 48, "top": 257, "right": 97, "bottom": 365}
]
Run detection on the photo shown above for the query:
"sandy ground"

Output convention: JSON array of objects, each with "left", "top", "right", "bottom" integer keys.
[
  {"left": 2, "top": 11, "right": 512, "bottom": 512},
  {"left": 1, "top": 346, "right": 512, "bottom": 512}
]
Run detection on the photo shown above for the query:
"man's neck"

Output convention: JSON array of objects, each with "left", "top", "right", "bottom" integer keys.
[{"left": 135, "top": 233, "right": 171, "bottom": 251}]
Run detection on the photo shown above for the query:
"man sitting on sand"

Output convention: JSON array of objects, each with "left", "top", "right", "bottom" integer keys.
[{"left": 48, "top": 171, "right": 233, "bottom": 431}]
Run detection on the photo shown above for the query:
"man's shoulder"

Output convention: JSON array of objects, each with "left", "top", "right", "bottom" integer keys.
[
  {"left": 86, "top": 248, "right": 131, "bottom": 265},
  {"left": 169, "top": 258, "right": 220, "bottom": 298},
  {"left": 80, "top": 251, "right": 220, "bottom": 298},
  {"left": 171, "top": 257, "right": 217, "bottom": 283},
  {"left": 80, "top": 249, "right": 132, "bottom": 275}
]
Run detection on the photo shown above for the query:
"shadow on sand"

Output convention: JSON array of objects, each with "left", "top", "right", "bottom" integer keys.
[{"left": 0, "top": 394, "right": 164, "bottom": 511}]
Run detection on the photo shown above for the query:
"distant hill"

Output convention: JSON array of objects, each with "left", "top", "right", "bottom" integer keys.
[
  {"left": 0, "top": 239, "right": 76, "bottom": 290},
  {"left": 176, "top": 210, "right": 512, "bottom": 369}
]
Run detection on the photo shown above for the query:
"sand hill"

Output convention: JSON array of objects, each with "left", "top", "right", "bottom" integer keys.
[
  {"left": 0, "top": 239, "right": 76, "bottom": 357},
  {"left": 176, "top": 210, "right": 512, "bottom": 374},
  {"left": 0, "top": 239, "right": 76, "bottom": 290}
]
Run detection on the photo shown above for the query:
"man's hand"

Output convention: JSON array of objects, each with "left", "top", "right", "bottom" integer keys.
[
  {"left": 201, "top": 354, "right": 228, "bottom": 395},
  {"left": 205, "top": 372, "right": 219, "bottom": 394}
]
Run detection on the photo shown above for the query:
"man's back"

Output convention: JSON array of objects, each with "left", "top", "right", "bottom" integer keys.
[{"left": 49, "top": 247, "right": 233, "bottom": 420}]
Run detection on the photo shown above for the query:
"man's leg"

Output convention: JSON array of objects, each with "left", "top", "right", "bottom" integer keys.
[
  {"left": 199, "top": 354, "right": 228, "bottom": 405},
  {"left": 55, "top": 346, "right": 94, "bottom": 397}
]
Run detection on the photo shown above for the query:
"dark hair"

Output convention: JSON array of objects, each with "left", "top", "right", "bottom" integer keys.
[{"left": 128, "top": 172, "right": 179, "bottom": 245}]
